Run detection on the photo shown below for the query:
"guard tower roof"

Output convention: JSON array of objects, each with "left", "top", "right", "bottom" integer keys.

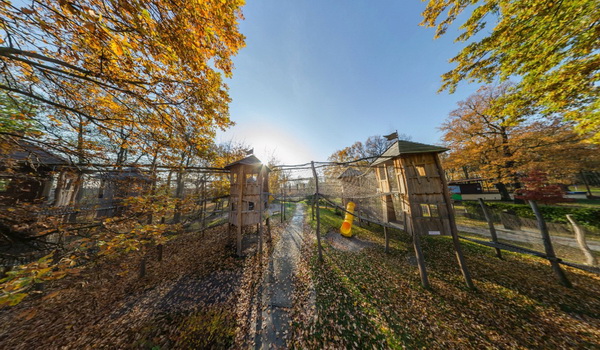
[
  {"left": 224, "top": 155, "right": 271, "bottom": 172},
  {"left": 370, "top": 140, "right": 449, "bottom": 166}
]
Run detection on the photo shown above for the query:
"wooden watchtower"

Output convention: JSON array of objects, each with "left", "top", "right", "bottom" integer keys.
[
  {"left": 371, "top": 140, "right": 455, "bottom": 236},
  {"left": 224, "top": 155, "right": 270, "bottom": 256}
]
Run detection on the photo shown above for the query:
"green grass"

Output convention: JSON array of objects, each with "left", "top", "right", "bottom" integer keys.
[
  {"left": 271, "top": 201, "right": 296, "bottom": 222},
  {"left": 291, "top": 207, "right": 600, "bottom": 349}
]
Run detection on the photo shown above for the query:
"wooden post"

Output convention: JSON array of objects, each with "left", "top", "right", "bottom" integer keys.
[
  {"left": 201, "top": 175, "right": 208, "bottom": 230},
  {"left": 408, "top": 219, "right": 430, "bottom": 289},
  {"left": 173, "top": 167, "right": 185, "bottom": 224},
  {"left": 157, "top": 244, "right": 163, "bottom": 262},
  {"left": 434, "top": 155, "right": 475, "bottom": 289},
  {"left": 311, "top": 161, "right": 324, "bottom": 263},
  {"left": 236, "top": 167, "right": 244, "bottom": 257},
  {"left": 529, "top": 200, "right": 572, "bottom": 287},
  {"left": 283, "top": 184, "right": 287, "bottom": 221},
  {"left": 566, "top": 215, "right": 597, "bottom": 266},
  {"left": 478, "top": 198, "right": 503, "bottom": 259},
  {"left": 139, "top": 257, "right": 146, "bottom": 278},
  {"left": 258, "top": 167, "right": 264, "bottom": 257},
  {"left": 384, "top": 226, "right": 390, "bottom": 253},
  {"left": 161, "top": 170, "right": 173, "bottom": 224},
  {"left": 280, "top": 184, "right": 284, "bottom": 223}
]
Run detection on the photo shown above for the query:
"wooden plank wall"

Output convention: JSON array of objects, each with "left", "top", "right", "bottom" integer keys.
[{"left": 401, "top": 153, "right": 450, "bottom": 236}]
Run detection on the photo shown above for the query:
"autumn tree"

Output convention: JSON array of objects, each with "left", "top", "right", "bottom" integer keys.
[
  {"left": 421, "top": 0, "right": 600, "bottom": 143},
  {"left": 0, "top": 0, "right": 246, "bottom": 305},
  {"left": 515, "top": 170, "right": 566, "bottom": 205},
  {"left": 441, "top": 84, "right": 598, "bottom": 201},
  {"left": 0, "top": 0, "right": 245, "bottom": 162},
  {"left": 329, "top": 134, "right": 410, "bottom": 164}
]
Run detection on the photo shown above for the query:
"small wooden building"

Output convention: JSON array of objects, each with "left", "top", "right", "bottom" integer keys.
[
  {"left": 0, "top": 140, "right": 73, "bottom": 205},
  {"left": 224, "top": 155, "right": 270, "bottom": 256},
  {"left": 371, "top": 140, "right": 455, "bottom": 236},
  {"left": 93, "top": 168, "right": 153, "bottom": 217}
]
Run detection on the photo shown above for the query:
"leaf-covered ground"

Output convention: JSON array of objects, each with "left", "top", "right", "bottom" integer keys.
[
  {"left": 0, "top": 222, "right": 284, "bottom": 349},
  {"left": 290, "top": 207, "right": 600, "bottom": 349}
]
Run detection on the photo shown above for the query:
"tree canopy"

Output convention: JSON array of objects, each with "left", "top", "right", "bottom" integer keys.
[
  {"left": 421, "top": 0, "right": 600, "bottom": 143},
  {"left": 0, "top": 0, "right": 245, "bottom": 161},
  {"left": 0, "top": 0, "right": 246, "bottom": 306},
  {"left": 441, "top": 84, "right": 599, "bottom": 200},
  {"left": 328, "top": 134, "right": 410, "bottom": 165}
]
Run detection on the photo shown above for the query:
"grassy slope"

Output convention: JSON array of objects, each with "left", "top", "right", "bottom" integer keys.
[{"left": 291, "top": 207, "right": 600, "bottom": 349}]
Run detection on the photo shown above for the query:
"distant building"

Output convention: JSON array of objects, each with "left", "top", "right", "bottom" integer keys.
[{"left": 0, "top": 140, "right": 74, "bottom": 205}]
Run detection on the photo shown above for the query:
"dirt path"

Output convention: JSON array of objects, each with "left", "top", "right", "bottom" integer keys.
[{"left": 255, "top": 203, "right": 305, "bottom": 349}]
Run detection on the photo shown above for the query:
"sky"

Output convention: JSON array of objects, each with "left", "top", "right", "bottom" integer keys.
[{"left": 217, "top": 0, "right": 482, "bottom": 165}]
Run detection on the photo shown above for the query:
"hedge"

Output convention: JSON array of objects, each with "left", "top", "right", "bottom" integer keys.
[{"left": 463, "top": 201, "right": 600, "bottom": 229}]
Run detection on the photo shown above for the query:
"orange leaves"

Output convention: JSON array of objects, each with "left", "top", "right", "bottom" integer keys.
[{"left": 0, "top": 0, "right": 244, "bottom": 167}]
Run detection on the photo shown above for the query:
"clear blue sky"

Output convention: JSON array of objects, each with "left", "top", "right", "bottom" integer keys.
[{"left": 217, "top": 0, "right": 481, "bottom": 165}]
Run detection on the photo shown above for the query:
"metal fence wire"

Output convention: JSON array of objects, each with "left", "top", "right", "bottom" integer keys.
[{"left": 2, "top": 160, "right": 599, "bottom": 271}]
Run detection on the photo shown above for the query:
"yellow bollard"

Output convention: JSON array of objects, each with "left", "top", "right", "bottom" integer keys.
[{"left": 340, "top": 201, "right": 356, "bottom": 237}]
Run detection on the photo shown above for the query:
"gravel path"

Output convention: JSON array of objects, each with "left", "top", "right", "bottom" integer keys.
[{"left": 256, "top": 203, "right": 305, "bottom": 349}]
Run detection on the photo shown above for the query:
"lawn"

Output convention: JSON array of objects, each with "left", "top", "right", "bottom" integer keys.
[{"left": 290, "top": 207, "right": 600, "bottom": 349}]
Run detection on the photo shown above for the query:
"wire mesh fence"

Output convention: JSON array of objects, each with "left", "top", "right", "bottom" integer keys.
[
  {"left": 2, "top": 158, "right": 599, "bottom": 271},
  {"left": 273, "top": 161, "right": 599, "bottom": 269},
  {"left": 453, "top": 202, "right": 600, "bottom": 266},
  {"left": 0, "top": 166, "right": 233, "bottom": 267}
]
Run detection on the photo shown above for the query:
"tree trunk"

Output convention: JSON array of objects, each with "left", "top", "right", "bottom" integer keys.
[
  {"left": 580, "top": 171, "right": 592, "bottom": 198},
  {"left": 495, "top": 182, "right": 511, "bottom": 201}
]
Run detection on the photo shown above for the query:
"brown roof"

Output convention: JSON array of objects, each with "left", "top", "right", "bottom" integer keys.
[
  {"left": 7, "top": 140, "right": 70, "bottom": 166},
  {"left": 337, "top": 167, "right": 363, "bottom": 179},
  {"left": 224, "top": 155, "right": 270, "bottom": 172},
  {"left": 371, "top": 140, "right": 449, "bottom": 166}
]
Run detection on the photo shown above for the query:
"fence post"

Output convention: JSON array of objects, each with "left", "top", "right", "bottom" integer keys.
[
  {"left": 139, "top": 257, "right": 146, "bottom": 278},
  {"left": 434, "top": 155, "right": 475, "bottom": 289},
  {"left": 173, "top": 168, "right": 185, "bottom": 224},
  {"left": 311, "top": 161, "right": 324, "bottom": 263},
  {"left": 201, "top": 175, "right": 208, "bottom": 230},
  {"left": 566, "top": 215, "right": 598, "bottom": 267},
  {"left": 157, "top": 244, "right": 163, "bottom": 262},
  {"left": 408, "top": 219, "right": 430, "bottom": 289},
  {"left": 258, "top": 167, "right": 265, "bottom": 258},
  {"left": 478, "top": 198, "right": 503, "bottom": 259},
  {"left": 529, "top": 200, "right": 572, "bottom": 287},
  {"left": 280, "top": 184, "right": 284, "bottom": 223},
  {"left": 384, "top": 226, "right": 389, "bottom": 253}
]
